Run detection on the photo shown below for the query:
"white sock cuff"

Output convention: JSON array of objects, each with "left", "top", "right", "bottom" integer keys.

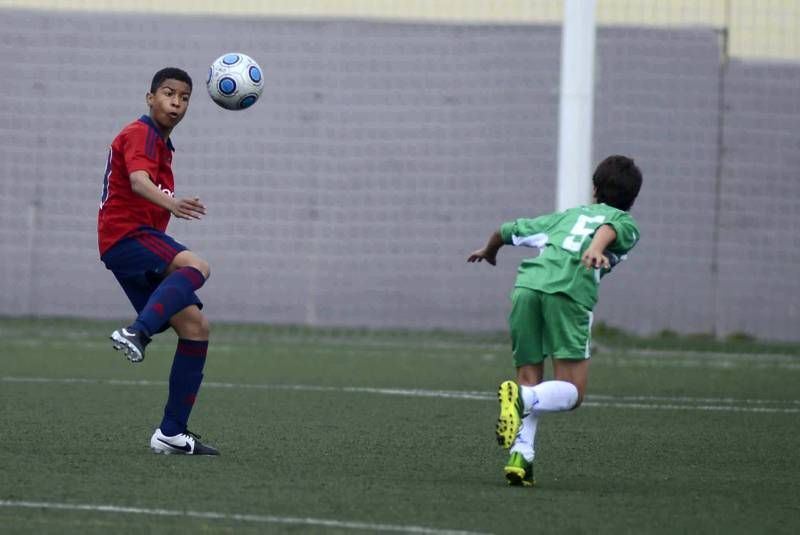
[{"left": 519, "top": 385, "right": 536, "bottom": 413}]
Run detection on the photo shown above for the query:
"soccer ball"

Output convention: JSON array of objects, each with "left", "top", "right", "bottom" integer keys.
[{"left": 206, "top": 53, "right": 264, "bottom": 110}]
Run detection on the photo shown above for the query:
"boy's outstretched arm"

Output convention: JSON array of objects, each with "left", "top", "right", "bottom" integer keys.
[
  {"left": 581, "top": 224, "right": 617, "bottom": 269},
  {"left": 130, "top": 170, "right": 206, "bottom": 220},
  {"left": 468, "top": 230, "right": 504, "bottom": 266}
]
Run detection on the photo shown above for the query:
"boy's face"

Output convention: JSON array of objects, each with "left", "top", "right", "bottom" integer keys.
[{"left": 146, "top": 78, "right": 192, "bottom": 133}]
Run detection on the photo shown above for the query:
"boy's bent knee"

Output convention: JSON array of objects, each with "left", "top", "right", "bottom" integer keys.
[
  {"left": 170, "top": 251, "right": 211, "bottom": 280},
  {"left": 189, "top": 259, "right": 210, "bottom": 281},
  {"left": 196, "top": 260, "right": 210, "bottom": 281},
  {"left": 566, "top": 381, "right": 584, "bottom": 410}
]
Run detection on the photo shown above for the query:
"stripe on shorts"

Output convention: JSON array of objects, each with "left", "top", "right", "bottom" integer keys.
[{"left": 136, "top": 234, "right": 176, "bottom": 262}]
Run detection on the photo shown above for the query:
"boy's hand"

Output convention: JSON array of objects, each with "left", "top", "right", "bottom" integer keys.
[
  {"left": 170, "top": 197, "right": 206, "bottom": 220},
  {"left": 581, "top": 247, "right": 610, "bottom": 269},
  {"left": 467, "top": 248, "right": 497, "bottom": 266}
]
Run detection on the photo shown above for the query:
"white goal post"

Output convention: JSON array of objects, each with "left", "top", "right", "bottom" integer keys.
[{"left": 557, "top": 0, "right": 597, "bottom": 211}]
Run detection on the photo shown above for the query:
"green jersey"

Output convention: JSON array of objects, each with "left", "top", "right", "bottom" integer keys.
[{"left": 499, "top": 203, "right": 640, "bottom": 309}]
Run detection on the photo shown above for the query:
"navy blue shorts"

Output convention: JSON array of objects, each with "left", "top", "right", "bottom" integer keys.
[{"left": 101, "top": 227, "right": 203, "bottom": 333}]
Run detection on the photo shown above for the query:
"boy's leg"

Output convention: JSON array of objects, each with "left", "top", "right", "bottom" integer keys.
[
  {"left": 498, "top": 289, "right": 544, "bottom": 449},
  {"left": 503, "top": 363, "right": 542, "bottom": 486},
  {"left": 499, "top": 289, "right": 544, "bottom": 486},
  {"left": 106, "top": 232, "right": 205, "bottom": 363},
  {"left": 131, "top": 251, "right": 209, "bottom": 338},
  {"left": 550, "top": 359, "right": 589, "bottom": 407},
  {"left": 512, "top": 362, "right": 584, "bottom": 458},
  {"left": 506, "top": 365, "right": 583, "bottom": 486},
  {"left": 533, "top": 291, "right": 593, "bottom": 410},
  {"left": 161, "top": 304, "right": 209, "bottom": 436},
  {"left": 150, "top": 304, "right": 218, "bottom": 456},
  {"left": 503, "top": 292, "right": 590, "bottom": 486}
]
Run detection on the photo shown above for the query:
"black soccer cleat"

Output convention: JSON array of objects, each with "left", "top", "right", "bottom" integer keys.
[
  {"left": 110, "top": 326, "right": 151, "bottom": 363},
  {"left": 150, "top": 428, "right": 220, "bottom": 456}
]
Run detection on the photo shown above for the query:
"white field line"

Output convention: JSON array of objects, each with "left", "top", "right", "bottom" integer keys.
[
  {"left": 599, "top": 347, "right": 800, "bottom": 361},
  {"left": 3, "top": 335, "right": 506, "bottom": 353},
  {"left": 588, "top": 393, "right": 800, "bottom": 405},
  {"left": 5, "top": 338, "right": 800, "bottom": 370},
  {"left": 21, "top": 327, "right": 800, "bottom": 360},
  {"left": 0, "top": 499, "right": 486, "bottom": 535},
  {"left": 5, "top": 335, "right": 800, "bottom": 360},
  {"left": 598, "top": 359, "right": 800, "bottom": 370},
  {"left": 580, "top": 402, "right": 797, "bottom": 413},
  {"left": 2, "top": 376, "right": 798, "bottom": 414}
]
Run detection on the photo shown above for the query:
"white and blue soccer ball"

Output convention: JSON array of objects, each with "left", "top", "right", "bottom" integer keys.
[{"left": 206, "top": 53, "right": 264, "bottom": 110}]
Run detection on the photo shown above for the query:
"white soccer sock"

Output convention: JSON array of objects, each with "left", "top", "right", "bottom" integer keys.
[
  {"left": 531, "top": 380, "right": 579, "bottom": 413},
  {"left": 510, "top": 413, "right": 538, "bottom": 462},
  {"left": 519, "top": 385, "right": 537, "bottom": 413}
]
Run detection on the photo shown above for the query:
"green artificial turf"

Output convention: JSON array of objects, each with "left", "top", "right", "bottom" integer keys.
[{"left": 1, "top": 317, "right": 798, "bottom": 534}]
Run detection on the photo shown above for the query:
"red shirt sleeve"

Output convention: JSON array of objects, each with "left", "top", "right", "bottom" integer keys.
[{"left": 123, "top": 126, "right": 159, "bottom": 178}]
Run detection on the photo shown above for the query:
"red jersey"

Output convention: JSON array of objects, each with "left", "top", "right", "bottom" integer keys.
[{"left": 98, "top": 115, "right": 176, "bottom": 255}]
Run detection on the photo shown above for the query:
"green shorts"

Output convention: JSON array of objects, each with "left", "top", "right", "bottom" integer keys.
[{"left": 508, "top": 287, "right": 593, "bottom": 367}]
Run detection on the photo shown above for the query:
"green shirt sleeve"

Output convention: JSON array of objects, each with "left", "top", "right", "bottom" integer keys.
[
  {"left": 500, "top": 213, "right": 560, "bottom": 246},
  {"left": 499, "top": 221, "right": 517, "bottom": 244},
  {"left": 604, "top": 212, "right": 641, "bottom": 255}
]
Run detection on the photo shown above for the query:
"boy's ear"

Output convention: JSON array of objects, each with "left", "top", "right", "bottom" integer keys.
[{"left": 145, "top": 92, "right": 153, "bottom": 107}]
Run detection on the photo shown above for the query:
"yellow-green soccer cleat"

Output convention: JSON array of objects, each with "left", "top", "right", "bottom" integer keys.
[
  {"left": 504, "top": 452, "right": 535, "bottom": 487},
  {"left": 496, "top": 380, "right": 524, "bottom": 449}
]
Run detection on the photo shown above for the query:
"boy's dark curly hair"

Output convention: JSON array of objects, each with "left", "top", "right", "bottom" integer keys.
[
  {"left": 150, "top": 67, "right": 193, "bottom": 94},
  {"left": 592, "top": 155, "right": 642, "bottom": 211}
]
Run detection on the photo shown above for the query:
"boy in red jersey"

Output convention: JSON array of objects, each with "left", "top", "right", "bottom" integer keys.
[{"left": 98, "top": 68, "right": 218, "bottom": 455}]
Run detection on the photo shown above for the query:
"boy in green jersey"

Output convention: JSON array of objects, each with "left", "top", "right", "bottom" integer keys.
[{"left": 468, "top": 155, "right": 643, "bottom": 486}]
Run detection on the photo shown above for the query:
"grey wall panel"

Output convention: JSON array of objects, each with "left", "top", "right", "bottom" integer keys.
[
  {"left": 1, "top": 9, "right": 798, "bottom": 340},
  {"left": 0, "top": 10, "right": 558, "bottom": 333},
  {"left": 716, "top": 60, "right": 800, "bottom": 340},
  {"left": 593, "top": 27, "right": 722, "bottom": 335}
]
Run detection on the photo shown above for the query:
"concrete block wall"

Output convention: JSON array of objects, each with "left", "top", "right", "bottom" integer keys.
[{"left": 1, "top": 9, "right": 798, "bottom": 340}]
